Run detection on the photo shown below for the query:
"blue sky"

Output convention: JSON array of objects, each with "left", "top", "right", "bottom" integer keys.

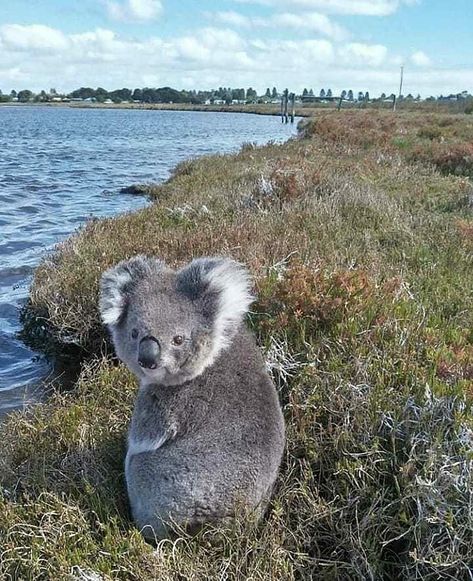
[{"left": 0, "top": 0, "right": 471, "bottom": 95}]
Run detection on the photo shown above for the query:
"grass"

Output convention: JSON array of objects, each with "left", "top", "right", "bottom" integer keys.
[{"left": 2, "top": 110, "right": 473, "bottom": 580}]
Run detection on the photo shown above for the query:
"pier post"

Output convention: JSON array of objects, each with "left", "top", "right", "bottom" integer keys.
[
  {"left": 290, "top": 92, "right": 295, "bottom": 123},
  {"left": 281, "top": 89, "right": 289, "bottom": 123}
]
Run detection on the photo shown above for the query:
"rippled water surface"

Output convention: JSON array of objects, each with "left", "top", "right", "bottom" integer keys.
[{"left": 0, "top": 106, "right": 297, "bottom": 413}]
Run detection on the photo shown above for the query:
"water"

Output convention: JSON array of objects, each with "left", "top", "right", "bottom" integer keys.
[{"left": 0, "top": 106, "right": 297, "bottom": 414}]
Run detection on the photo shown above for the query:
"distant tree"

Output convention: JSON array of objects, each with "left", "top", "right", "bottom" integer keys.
[
  {"left": 271, "top": 87, "right": 277, "bottom": 98},
  {"left": 232, "top": 88, "right": 245, "bottom": 101},
  {"left": 132, "top": 88, "right": 143, "bottom": 101},
  {"left": 380, "top": 92, "right": 386, "bottom": 100},
  {"left": 247, "top": 87, "right": 257, "bottom": 100},
  {"left": 231, "top": 88, "right": 239, "bottom": 101},
  {"left": 319, "top": 88, "right": 325, "bottom": 98},
  {"left": 70, "top": 87, "right": 95, "bottom": 100},
  {"left": 357, "top": 91, "right": 364, "bottom": 101},
  {"left": 347, "top": 89, "right": 354, "bottom": 101},
  {"left": 327, "top": 88, "right": 332, "bottom": 98},
  {"left": 0, "top": 90, "right": 10, "bottom": 103},
  {"left": 34, "top": 90, "right": 48, "bottom": 102},
  {"left": 364, "top": 91, "right": 370, "bottom": 101},
  {"left": 265, "top": 87, "right": 271, "bottom": 98},
  {"left": 10, "top": 89, "right": 17, "bottom": 98},
  {"left": 95, "top": 87, "right": 109, "bottom": 102},
  {"left": 141, "top": 88, "right": 153, "bottom": 103},
  {"left": 163, "top": 87, "right": 192, "bottom": 103},
  {"left": 416, "top": 93, "right": 421, "bottom": 101},
  {"left": 405, "top": 93, "right": 414, "bottom": 101},
  {"left": 341, "top": 90, "right": 347, "bottom": 99},
  {"left": 110, "top": 88, "right": 132, "bottom": 102},
  {"left": 302, "top": 88, "right": 308, "bottom": 97},
  {"left": 17, "top": 89, "right": 34, "bottom": 102},
  {"left": 308, "top": 88, "right": 314, "bottom": 96}
]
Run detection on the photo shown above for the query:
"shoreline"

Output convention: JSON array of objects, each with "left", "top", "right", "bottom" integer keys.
[
  {"left": 1, "top": 107, "right": 294, "bottom": 416},
  {"left": 0, "top": 100, "right": 307, "bottom": 117},
  {"left": 1, "top": 100, "right": 469, "bottom": 116}
]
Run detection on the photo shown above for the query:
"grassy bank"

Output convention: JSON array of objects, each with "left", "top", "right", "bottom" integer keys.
[{"left": 1, "top": 111, "right": 473, "bottom": 579}]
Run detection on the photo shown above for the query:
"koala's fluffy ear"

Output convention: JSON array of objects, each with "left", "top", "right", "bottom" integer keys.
[
  {"left": 99, "top": 256, "right": 164, "bottom": 326},
  {"left": 176, "top": 257, "right": 254, "bottom": 347}
]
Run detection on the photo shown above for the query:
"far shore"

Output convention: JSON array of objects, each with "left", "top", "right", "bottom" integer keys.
[
  {"left": 2, "top": 99, "right": 461, "bottom": 116},
  {"left": 0, "top": 100, "right": 312, "bottom": 117}
]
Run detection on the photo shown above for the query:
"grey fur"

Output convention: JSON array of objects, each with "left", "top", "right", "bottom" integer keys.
[{"left": 99, "top": 256, "right": 285, "bottom": 540}]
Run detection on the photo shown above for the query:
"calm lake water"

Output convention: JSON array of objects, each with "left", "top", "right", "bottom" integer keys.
[{"left": 0, "top": 106, "right": 297, "bottom": 414}]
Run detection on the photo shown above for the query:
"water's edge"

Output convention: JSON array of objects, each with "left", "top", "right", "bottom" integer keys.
[{"left": 0, "top": 107, "right": 297, "bottom": 413}]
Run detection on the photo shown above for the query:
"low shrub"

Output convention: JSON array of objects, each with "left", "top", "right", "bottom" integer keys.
[{"left": 410, "top": 142, "right": 473, "bottom": 176}]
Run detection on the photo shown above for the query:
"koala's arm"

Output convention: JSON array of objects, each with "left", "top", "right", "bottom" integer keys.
[
  {"left": 128, "top": 377, "right": 214, "bottom": 456},
  {"left": 127, "top": 388, "right": 176, "bottom": 456}
]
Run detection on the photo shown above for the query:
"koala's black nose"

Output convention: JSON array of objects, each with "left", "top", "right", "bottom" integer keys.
[{"left": 138, "top": 336, "right": 161, "bottom": 370}]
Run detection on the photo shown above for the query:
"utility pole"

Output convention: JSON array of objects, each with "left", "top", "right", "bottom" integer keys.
[
  {"left": 393, "top": 65, "right": 404, "bottom": 112},
  {"left": 398, "top": 65, "right": 404, "bottom": 100}
]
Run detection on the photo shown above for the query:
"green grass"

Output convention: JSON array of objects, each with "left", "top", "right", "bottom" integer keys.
[{"left": 1, "top": 110, "right": 473, "bottom": 580}]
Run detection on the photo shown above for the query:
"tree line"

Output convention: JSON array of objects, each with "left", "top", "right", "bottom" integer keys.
[
  {"left": 0, "top": 86, "right": 261, "bottom": 104},
  {"left": 0, "top": 86, "right": 471, "bottom": 105}
]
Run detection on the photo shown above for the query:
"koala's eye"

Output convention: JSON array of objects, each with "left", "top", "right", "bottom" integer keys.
[
  {"left": 172, "top": 335, "right": 184, "bottom": 346},
  {"left": 131, "top": 329, "right": 139, "bottom": 339}
]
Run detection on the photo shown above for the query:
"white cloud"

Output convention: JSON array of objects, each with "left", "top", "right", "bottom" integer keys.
[
  {"left": 0, "top": 22, "right": 468, "bottom": 98},
  {"left": 339, "top": 42, "right": 388, "bottom": 67},
  {"left": 211, "top": 11, "right": 252, "bottom": 27},
  {"left": 0, "top": 24, "right": 68, "bottom": 52},
  {"left": 273, "top": 12, "right": 346, "bottom": 39},
  {"left": 106, "top": 0, "right": 162, "bottom": 22},
  {"left": 411, "top": 50, "right": 431, "bottom": 67},
  {"left": 235, "top": 0, "right": 417, "bottom": 16},
  {"left": 210, "top": 10, "right": 347, "bottom": 40}
]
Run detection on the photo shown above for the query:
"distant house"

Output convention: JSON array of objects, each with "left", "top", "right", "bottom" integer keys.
[
  {"left": 212, "top": 99, "right": 225, "bottom": 105},
  {"left": 103, "top": 99, "right": 113, "bottom": 104},
  {"left": 204, "top": 99, "right": 212, "bottom": 105}
]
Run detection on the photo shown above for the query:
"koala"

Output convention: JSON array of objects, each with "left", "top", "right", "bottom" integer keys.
[{"left": 99, "top": 255, "right": 285, "bottom": 540}]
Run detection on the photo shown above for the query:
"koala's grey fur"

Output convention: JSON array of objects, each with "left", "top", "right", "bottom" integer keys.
[{"left": 99, "top": 255, "right": 285, "bottom": 540}]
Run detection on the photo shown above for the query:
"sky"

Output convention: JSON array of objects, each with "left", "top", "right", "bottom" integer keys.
[{"left": 0, "top": 0, "right": 472, "bottom": 97}]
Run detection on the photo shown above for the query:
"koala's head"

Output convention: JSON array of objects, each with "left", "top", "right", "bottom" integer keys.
[{"left": 99, "top": 255, "right": 253, "bottom": 386}]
